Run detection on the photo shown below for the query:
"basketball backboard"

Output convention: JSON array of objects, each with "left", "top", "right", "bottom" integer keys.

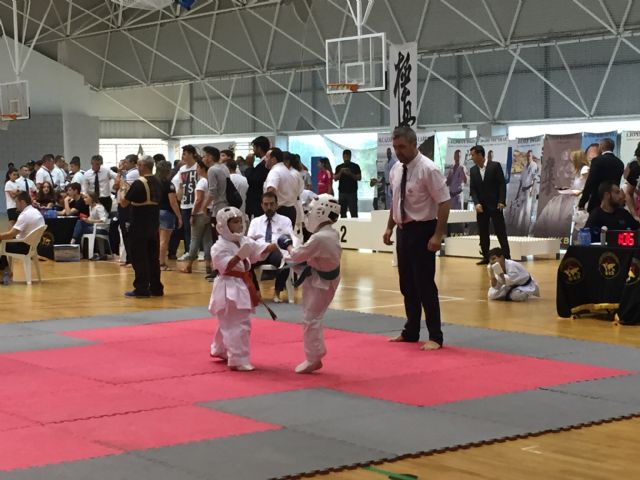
[
  {"left": 0, "top": 80, "right": 30, "bottom": 120},
  {"left": 325, "top": 32, "right": 386, "bottom": 94}
]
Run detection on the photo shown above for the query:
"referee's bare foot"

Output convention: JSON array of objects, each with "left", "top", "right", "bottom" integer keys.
[
  {"left": 388, "top": 335, "right": 418, "bottom": 343},
  {"left": 420, "top": 340, "right": 442, "bottom": 351}
]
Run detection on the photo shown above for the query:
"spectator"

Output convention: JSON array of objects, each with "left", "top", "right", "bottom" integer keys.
[
  {"left": 69, "top": 192, "right": 108, "bottom": 249},
  {"left": 317, "top": 158, "right": 333, "bottom": 195},
  {"left": 334, "top": 149, "right": 361, "bottom": 218},
  {"left": 156, "top": 160, "right": 182, "bottom": 270},
  {"left": 4, "top": 167, "right": 19, "bottom": 226},
  {"left": 227, "top": 158, "right": 249, "bottom": 213},
  {"left": 245, "top": 136, "right": 271, "bottom": 219},
  {"left": 35, "top": 181, "right": 56, "bottom": 209}
]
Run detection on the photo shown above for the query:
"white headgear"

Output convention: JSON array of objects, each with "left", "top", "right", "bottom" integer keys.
[
  {"left": 305, "top": 194, "right": 340, "bottom": 233},
  {"left": 216, "top": 207, "right": 245, "bottom": 241}
]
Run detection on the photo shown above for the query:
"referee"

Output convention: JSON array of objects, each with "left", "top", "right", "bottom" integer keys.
[{"left": 383, "top": 126, "right": 451, "bottom": 350}]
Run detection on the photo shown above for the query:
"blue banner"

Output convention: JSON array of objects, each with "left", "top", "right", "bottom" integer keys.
[{"left": 581, "top": 131, "right": 619, "bottom": 155}]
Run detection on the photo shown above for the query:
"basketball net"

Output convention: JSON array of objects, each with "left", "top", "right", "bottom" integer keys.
[{"left": 327, "top": 83, "right": 359, "bottom": 105}]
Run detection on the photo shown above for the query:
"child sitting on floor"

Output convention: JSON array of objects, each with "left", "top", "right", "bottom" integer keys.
[
  {"left": 278, "top": 194, "right": 342, "bottom": 374},
  {"left": 209, "top": 206, "right": 277, "bottom": 371}
]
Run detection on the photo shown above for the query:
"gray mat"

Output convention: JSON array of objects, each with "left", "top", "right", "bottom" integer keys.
[
  {"left": 289, "top": 406, "right": 527, "bottom": 456},
  {"left": 546, "top": 344, "right": 640, "bottom": 370},
  {"left": 544, "top": 374, "right": 640, "bottom": 406},
  {"left": 203, "top": 388, "right": 418, "bottom": 427},
  {"left": 2, "top": 453, "right": 203, "bottom": 480},
  {"left": 433, "top": 388, "right": 640, "bottom": 431},
  {"left": 137, "top": 429, "right": 392, "bottom": 480}
]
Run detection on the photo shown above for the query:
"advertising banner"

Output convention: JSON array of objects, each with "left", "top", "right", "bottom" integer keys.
[
  {"left": 532, "top": 133, "right": 582, "bottom": 246},
  {"left": 389, "top": 42, "right": 418, "bottom": 129},
  {"left": 505, "top": 135, "right": 544, "bottom": 236}
]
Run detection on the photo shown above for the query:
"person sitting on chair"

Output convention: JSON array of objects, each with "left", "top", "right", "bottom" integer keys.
[
  {"left": 0, "top": 191, "right": 45, "bottom": 285},
  {"left": 585, "top": 181, "right": 640, "bottom": 238},
  {"left": 487, "top": 247, "right": 539, "bottom": 302},
  {"left": 69, "top": 192, "right": 109, "bottom": 254},
  {"left": 247, "top": 191, "right": 293, "bottom": 303}
]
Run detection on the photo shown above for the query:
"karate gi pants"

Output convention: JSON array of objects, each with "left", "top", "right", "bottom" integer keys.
[
  {"left": 211, "top": 304, "right": 252, "bottom": 367},
  {"left": 301, "top": 279, "right": 338, "bottom": 363}
]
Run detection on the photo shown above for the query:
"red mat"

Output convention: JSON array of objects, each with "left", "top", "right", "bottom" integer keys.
[
  {"left": 0, "top": 425, "right": 122, "bottom": 471},
  {"left": 59, "top": 405, "right": 280, "bottom": 450},
  {"left": 0, "top": 317, "right": 632, "bottom": 472}
]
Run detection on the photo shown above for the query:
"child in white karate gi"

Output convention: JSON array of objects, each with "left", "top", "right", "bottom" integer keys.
[
  {"left": 278, "top": 194, "right": 342, "bottom": 374},
  {"left": 209, "top": 207, "right": 277, "bottom": 371},
  {"left": 487, "top": 247, "right": 540, "bottom": 302}
]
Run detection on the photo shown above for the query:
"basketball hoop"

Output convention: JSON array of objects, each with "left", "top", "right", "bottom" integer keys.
[{"left": 327, "top": 83, "right": 359, "bottom": 105}]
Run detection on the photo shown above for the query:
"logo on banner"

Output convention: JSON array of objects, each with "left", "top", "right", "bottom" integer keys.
[
  {"left": 560, "top": 258, "right": 583, "bottom": 284},
  {"left": 598, "top": 252, "right": 621, "bottom": 279},
  {"left": 626, "top": 258, "right": 640, "bottom": 285}
]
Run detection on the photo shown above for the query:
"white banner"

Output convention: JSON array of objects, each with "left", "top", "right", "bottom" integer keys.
[
  {"left": 478, "top": 135, "right": 509, "bottom": 173},
  {"left": 389, "top": 42, "right": 418, "bottom": 129},
  {"left": 445, "top": 137, "right": 477, "bottom": 210},
  {"left": 505, "top": 135, "right": 544, "bottom": 236},
  {"left": 620, "top": 131, "right": 640, "bottom": 163}
]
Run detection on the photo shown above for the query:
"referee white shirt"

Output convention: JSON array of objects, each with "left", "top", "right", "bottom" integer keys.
[
  {"left": 389, "top": 152, "right": 450, "bottom": 225},
  {"left": 264, "top": 163, "right": 303, "bottom": 208},
  {"left": 82, "top": 166, "right": 118, "bottom": 197},
  {"left": 248, "top": 213, "right": 293, "bottom": 241}
]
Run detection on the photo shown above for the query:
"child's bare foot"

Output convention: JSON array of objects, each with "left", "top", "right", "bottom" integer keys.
[
  {"left": 295, "top": 360, "right": 323, "bottom": 374},
  {"left": 209, "top": 352, "right": 228, "bottom": 361}
]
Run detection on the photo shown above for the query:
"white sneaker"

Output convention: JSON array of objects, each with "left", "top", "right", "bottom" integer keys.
[
  {"left": 295, "top": 360, "right": 323, "bottom": 374},
  {"left": 178, "top": 253, "right": 190, "bottom": 261},
  {"left": 273, "top": 295, "right": 282, "bottom": 303},
  {"left": 230, "top": 364, "right": 255, "bottom": 372}
]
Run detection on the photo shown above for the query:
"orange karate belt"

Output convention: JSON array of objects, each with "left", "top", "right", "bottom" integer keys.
[{"left": 222, "top": 270, "right": 260, "bottom": 307}]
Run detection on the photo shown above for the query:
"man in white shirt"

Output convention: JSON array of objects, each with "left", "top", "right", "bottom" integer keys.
[
  {"left": 0, "top": 191, "right": 45, "bottom": 285},
  {"left": 248, "top": 191, "right": 293, "bottom": 303},
  {"left": 82, "top": 155, "right": 119, "bottom": 212},
  {"left": 68, "top": 157, "right": 85, "bottom": 185},
  {"left": 52, "top": 155, "right": 67, "bottom": 190},
  {"left": 117, "top": 154, "right": 140, "bottom": 265},
  {"left": 17, "top": 165, "right": 37, "bottom": 197},
  {"left": 487, "top": 247, "right": 539, "bottom": 301},
  {"left": 226, "top": 158, "right": 248, "bottom": 214},
  {"left": 383, "top": 126, "right": 451, "bottom": 351},
  {"left": 35, "top": 154, "right": 57, "bottom": 190},
  {"left": 264, "top": 148, "right": 304, "bottom": 227},
  {"left": 171, "top": 145, "right": 199, "bottom": 257}
]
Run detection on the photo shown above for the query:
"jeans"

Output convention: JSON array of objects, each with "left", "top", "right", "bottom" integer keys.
[
  {"left": 72, "top": 220, "right": 94, "bottom": 242},
  {"left": 186, "top": 213, "right": 212, "bottom": 261}
]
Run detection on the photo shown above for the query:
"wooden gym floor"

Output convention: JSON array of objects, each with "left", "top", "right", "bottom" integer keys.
[{"left": 1, "top": 223, "right": 638, "bottom": 478}]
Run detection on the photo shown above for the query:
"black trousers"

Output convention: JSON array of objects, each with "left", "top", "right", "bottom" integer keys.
[
  {"left": 129, "top": 227, "right": 163, "bottom": 295},
  {"left": 99, "top": 196, "right": 112, "bottom": 213},
  {"left": 0, "top": 242, "right": 30, "bottom": 270},
  {"left": 396, "top": 220, "right": 443, "bottom": 345},
  {"left": 339, "top": 192, "right": 358, "bottom": 218},
  {"left": 477, "top": 208, "right": 511, "bottom": 260},
  {"left": 277, "top": 205, "right": 297, "bottom": 228},
  {"left": 251, "top": 249, "right": 289, "bottom": 293}
]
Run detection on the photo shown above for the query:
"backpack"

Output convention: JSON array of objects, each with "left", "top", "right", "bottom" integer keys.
[{"left": 226, "top": 177, "right": 243, "bottom": 208}]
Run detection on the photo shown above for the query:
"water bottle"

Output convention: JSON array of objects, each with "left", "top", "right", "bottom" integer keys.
[
  {"left": 578, "top": 228, "right": 591, "bottom": 246},
  {"left": 600, "top": 226, "right": 608, "bottom": 246}
]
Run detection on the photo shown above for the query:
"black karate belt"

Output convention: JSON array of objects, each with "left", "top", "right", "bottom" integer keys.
[
  {"left": 261, "top": 301, "right": 278, "bottom": 321},
  {"left": 293, "top": 264, "right": 340, "bottom": 288},
  {"left": 505, "top": 275, "right": 532, "bottom": 301}
]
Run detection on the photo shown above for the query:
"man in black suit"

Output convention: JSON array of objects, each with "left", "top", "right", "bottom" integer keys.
[
  {"left": 245, "top": 136, "right": 271, "bottom": 219},
  {"left": 578, "top": 137, "right": 624, "bottom": 213},
  {"left": 469, "top": 145, "right": 511, "bottom": 265}
]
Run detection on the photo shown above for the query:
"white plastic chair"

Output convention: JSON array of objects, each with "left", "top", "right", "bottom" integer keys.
[
  {"left": 257, "top": 264, "right": 296, "bottom": 304},
  {"left": 0, "top": 224, "right": 47, "bottom": 285},
  {"left": 81, "top": 222, "right": 111, "bottom": 259}
]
